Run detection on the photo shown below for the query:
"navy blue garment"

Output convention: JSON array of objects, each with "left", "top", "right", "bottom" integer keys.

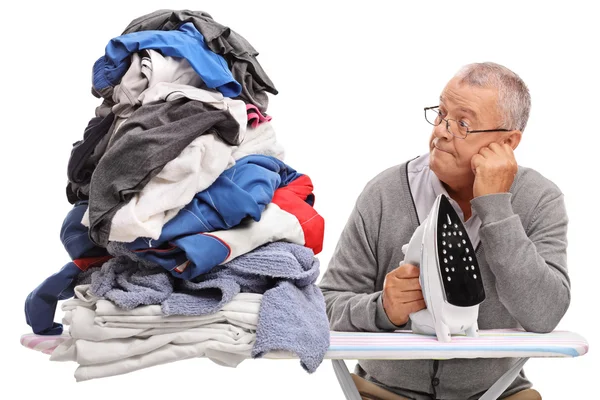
[
  {"left": 25, "top": 201, "right": 108, "bottom": 335},
  {"left": 93, "top": 22, "right": 241, "bottom": 97}
]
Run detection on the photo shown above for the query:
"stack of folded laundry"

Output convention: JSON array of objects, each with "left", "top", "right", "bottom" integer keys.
[{"left": 23, "top": 9, "right": 329, "bottom": 382}]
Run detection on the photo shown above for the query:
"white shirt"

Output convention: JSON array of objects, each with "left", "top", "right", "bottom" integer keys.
[{"left": 407, "top": 153, "right": 482, "bottom": 249}]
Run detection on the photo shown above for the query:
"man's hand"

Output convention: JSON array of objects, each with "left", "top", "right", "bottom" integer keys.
[
  {"left": 382, "top": 264, "right": 426, "bottom": 326},
  {"left": 471, "top": 142, "right": 518, "bottom": 198}
]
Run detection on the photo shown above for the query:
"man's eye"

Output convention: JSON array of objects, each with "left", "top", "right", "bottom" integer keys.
[{"left": 459, "top": 120, "right": 470, "bottom": 129}]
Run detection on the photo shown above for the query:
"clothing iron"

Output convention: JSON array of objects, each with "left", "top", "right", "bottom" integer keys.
[{"left": 402, "top": 194, "right": 485, "bottom": 342}]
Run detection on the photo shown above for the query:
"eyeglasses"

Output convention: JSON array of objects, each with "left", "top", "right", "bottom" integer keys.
[{"left": 424, "top": 106, "right": 511, "bottom": 139}]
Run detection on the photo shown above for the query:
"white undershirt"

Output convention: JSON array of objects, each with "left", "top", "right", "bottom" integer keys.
[{"left": 407, "top": 153, "right": 482, "bottom": 249}]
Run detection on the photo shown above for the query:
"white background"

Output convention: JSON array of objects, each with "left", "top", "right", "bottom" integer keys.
[{"left": 0, "top": 0, "right": 597, "bottom": 398}]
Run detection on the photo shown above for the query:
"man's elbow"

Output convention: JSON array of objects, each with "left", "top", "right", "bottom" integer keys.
[
  {"left": 522, "top": 322, "right": 556, "bottom": 334},
  {"left": 521, "top": 292, "right": 571, "bottom": 334}
]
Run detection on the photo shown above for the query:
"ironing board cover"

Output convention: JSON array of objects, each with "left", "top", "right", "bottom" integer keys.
[
  {"left": 318, "top": 329, "right": 589, "bottom": 360},
  {"left": 21, "top": 329, "right": 588, "bottom": 360}
]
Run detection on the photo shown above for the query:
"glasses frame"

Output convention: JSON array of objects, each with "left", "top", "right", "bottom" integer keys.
[{"left": 424, "top": 106, "right": 511, "bottom": 139}]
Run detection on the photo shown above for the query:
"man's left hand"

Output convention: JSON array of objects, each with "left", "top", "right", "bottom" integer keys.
[{"left": 471, "top": 142, "right": 518, "bottom": 198}]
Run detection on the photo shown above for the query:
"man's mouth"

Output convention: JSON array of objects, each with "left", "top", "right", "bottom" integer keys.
[{"left": 432, "top": 143, "right": 451, "bottom": 154}]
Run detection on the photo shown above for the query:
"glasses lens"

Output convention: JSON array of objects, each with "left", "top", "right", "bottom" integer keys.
[
  {"left": 425, "top": 108, "right": 441, "bottom": 126},
  {"left": 447, "top": 120, "right": 468, "bottom": 139}
]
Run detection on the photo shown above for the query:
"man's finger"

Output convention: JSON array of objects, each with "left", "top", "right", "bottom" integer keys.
[
  {"left": 398, "top": 289, "right": 424, "bottom": 303},
  {"left": 488, "top": 142, "right": 503, "bottom": 154},
  {"left": 502, "top": 142, "right": 515, "bottom": 157},
  {"left": 471, "top": 153, "right": 484, "bottom": 174},
  {"left": 405, "top": 299, "right": 427, "bottom": 314},
  {"left": 392, "top": 264, "right": 420, "bottom": 278},
  {"left": 479, "top": 146, "right": 493, "bottom": 156},
  {"left": 403, "top": 277, "right": 422, "bottom": 291},
  {"left": 388, "top": 276, "right": 421, "bottom": 291}
]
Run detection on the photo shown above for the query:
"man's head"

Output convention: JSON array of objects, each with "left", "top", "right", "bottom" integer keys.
[{"left": 428, "top": 62, "right": 530, "bottom": 192}]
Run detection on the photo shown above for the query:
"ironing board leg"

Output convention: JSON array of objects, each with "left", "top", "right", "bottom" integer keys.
[
  {"left": 331, "top": 359, "right": 362, "bottom": 400},
  {"left": 479, "top": 357, "right": 529, "bottom": 400}
]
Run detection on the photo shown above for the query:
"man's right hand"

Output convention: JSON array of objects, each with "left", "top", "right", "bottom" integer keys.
[{"left": 382, "top": 263, "right": 426, "bottom": 326}]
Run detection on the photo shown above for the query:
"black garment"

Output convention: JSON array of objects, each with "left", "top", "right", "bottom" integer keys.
[
  {"left": 66, "top": 120, "right": 114, "bottom": 204},
  {"left": 67, "top": 113, "right": 115, "bottom": 184},
  {"left": 120, "top": 9, "right": 277, "bottom": 113},
  {"left": 87, "top": 97, "right": 240, "bottom": 247},
  {"left": 66, "top": 182, "right": 88, "bottom": 204},
  {"left": 66, "top": 111, "right": 116, "bottom": 204}
]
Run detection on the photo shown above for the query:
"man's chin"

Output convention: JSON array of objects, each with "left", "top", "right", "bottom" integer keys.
[
  {"left": 430, "top": 148, "right": 447, "bottom": 165},
  {"left": 429, "top": 150, "right": 452, "bottom": 175}
]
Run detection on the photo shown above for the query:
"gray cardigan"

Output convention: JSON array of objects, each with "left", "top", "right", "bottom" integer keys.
[{"left": 319, "top": 157, "right": 570, "bottom": 399}]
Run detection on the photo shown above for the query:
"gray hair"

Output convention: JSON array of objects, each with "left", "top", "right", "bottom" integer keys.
[{"left": 455, "top": 62, "right": 531, "bottom": 132}]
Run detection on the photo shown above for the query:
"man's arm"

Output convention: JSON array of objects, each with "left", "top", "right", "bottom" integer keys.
[
  {"left": 471, "top": 190, "right": 570, "bottom": 333},
  {"left": 319, "top": 197, "right": 405, "bottom": 332},
  {"left": 470, "top": 143, "right": 570, "bottom": 333}
]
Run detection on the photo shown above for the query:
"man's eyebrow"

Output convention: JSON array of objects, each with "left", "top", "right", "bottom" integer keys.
[
  {"left": 459, "top": 107, "right": 477, "bottom": 118},
  {"left": 439, "top": 95, "right": 477, "bottom": 119}
]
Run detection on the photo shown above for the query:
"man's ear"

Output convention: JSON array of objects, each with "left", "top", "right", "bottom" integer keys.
[{"left": 504, "top": 130, "right": 522, "bottom": 150}]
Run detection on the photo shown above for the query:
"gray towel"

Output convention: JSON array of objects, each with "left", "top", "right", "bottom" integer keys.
[
  {"left": 83, "top": 241, "right": 329, "bottom": 372},
  {"left": 252, "top": 280, "right": 329, "bottom": 373},
  {"left": 88, "top": 243, "right": 173, "bottom": 309},
  {"left": 164, "top": 242, "right": 319, "bottom": 315},
  {"left": 167, "top": 242, "right": 329, "bottom": 373}
]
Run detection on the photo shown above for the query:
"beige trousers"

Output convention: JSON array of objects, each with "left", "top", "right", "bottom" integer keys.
[{"left": 351, "top": 374, "right": 542, "bottom": 400}]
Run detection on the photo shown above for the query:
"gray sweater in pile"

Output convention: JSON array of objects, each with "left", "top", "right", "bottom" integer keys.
[{"left": 319, "top": 157, "right": 570, "bottom": 399}]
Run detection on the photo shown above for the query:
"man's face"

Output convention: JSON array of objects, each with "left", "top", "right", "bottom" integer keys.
[{"left": 429, "top": 77, "right": 505, "bottom": 188}]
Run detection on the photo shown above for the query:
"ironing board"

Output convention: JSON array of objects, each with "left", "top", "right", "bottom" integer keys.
[
  {"left": 21, "top": 329, "right": 589, "bottom": 400},
  {"left": 318, "top": 329, "right": 589, "bottom": 400}
]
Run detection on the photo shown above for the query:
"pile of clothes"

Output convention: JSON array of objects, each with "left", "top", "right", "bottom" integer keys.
[{"left": 24, "top": 9, "right": 329, "bottom": 382}]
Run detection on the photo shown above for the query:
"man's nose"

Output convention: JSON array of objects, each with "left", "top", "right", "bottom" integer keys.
[{"left": 433, "top": 120, "right": 453, "bottom": 141}]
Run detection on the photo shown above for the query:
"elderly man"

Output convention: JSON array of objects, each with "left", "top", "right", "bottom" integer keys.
[{"left": 319, "top": 62, "right": 569, "bottom": 400}]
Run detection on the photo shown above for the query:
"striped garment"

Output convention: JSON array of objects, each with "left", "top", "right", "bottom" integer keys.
[{"left": 21, "top": 333, "right": 70, "bottom": 355}]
